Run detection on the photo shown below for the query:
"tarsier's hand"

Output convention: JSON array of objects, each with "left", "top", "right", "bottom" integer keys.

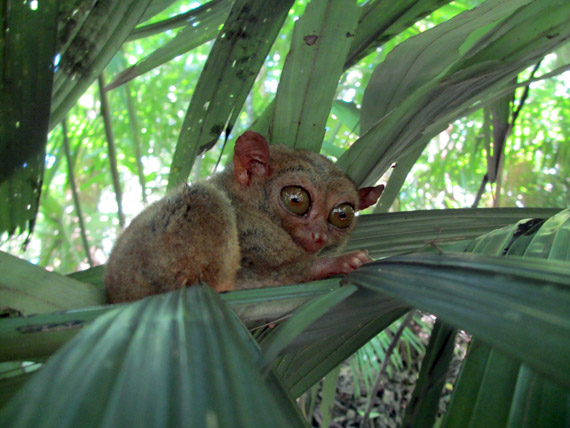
[
  {"left": 311, "top": 250, "right": 372, "bottom": 280},
  {"left": 337, "top": 250, "right": 373, "bottom": 273}
]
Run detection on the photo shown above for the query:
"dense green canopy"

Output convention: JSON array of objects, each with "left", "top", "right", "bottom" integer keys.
[{"left": 1, "top": 1, "right": 569, "bottom": 427}]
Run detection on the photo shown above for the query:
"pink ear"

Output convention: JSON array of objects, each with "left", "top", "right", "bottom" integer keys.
[
  {"left": 358, "top": 184, "right": 384, "bottom": 210},
  {"left": 233, "top": 131, "right": 271, "bottom": 185}
]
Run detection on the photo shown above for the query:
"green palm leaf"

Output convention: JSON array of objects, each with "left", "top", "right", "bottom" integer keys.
[
  {"left": 345, "top": 252, "right": 570, "bottom": 388},
  {"left": 0, "top": 0, "right": 57, "bottom": 236},
  {"left": 105, "top": 1, "right": 232, "bottom": 91},
  {"left": 0, "top": 0, "right": 57, "bottom": 183},
  {"left": 340, "top": 0, "right": 570, "bottom": 186},
  {"left": 0, "top": 285, "right": 307, "bottom": 428},
  {"left": 270, "top": 0, "right": 359, "bottom": 151},
  {"left": 50, "top": 0, "right": 155, "bottom": 128},
  {"left": 0, "top": 251, "right": 103, "bottom": 315},
  {"left": 440, "top": 208, "right": 570, "bottom": 428},
  {"left": 1, "top": 0, "right": 569, "bottom": 426},
  {"left": 167, "top": 0, "right": 294, "bottom": 189},
  {"left": 348, "top": 207, "right": 562, "bottom": 257}
]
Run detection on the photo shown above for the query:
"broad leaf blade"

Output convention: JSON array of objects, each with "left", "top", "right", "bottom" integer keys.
[
  {"left": 0, "top": 306, "right": 111, "bottom": 363},
  {"left": 270, "top": 0, "right": 359, "bottom": 151},
  {"left": 345, "top": 0, "right": 454, "bottom": 68},
  {"left": 106, "top": 1, "right": 232, "bottom": 91},
  {"left": 524, "top": 208, "right": 570, "bottom": 260},
  {"left": 507, "top": 365, "right": 570, "bottom": 428},
  {"left": 372, "top": 141, "right": 425, "bottom": 213},
  {"left": 345, "top": 253, "right": 570, "bottom": 388},
  {"left": 137, "top": 0, "right": 178, "bottom": 25},
  {"left": 67, "top": 265, "right": 105, "bottom": 289},
  {"left": 248, "top": 0, "right": 458, "bottom": 148},
  {"left": 442, "top": 208, "right": 570, "bottom": 428},
  {"left": 331, "top": 100, "right": 360, "bottom": 135},
  {"left": 401, "top": 319, "right": 456, "bottom": 428},
  {"left": 51, "top": 0, "right": 154, "bottom": 128},
  {"left": 268, "top": 287, "right": 407, "bottom": 397},
  {"left": 468, "top": 221, "right": 521, "bottom": 255},
  {"left": 0, "top": 0, "right": 57, "bottom": 183},
  {"left": 347, "top": 207, "right": 562, "bottom": 258},
  {"left": 0, "top": 251, "right": 104, "bottom": 315},
  {"left": 340, "top": 0, "right": 570, "bottom": 186},
  {"left": 167, "top": 0, "right": 294, "bottom": 189},
  {"left": 0, "top": 0, "right": 57, "bottom": 236},
  {"left": 0, "top": 158, "right": 43, "bottom": 237},
  {"left": 359, "top": 0, "right": 526, "bottom": 134},
  {"left": 0, "top": 280, "right": 338, "bottom": 363},
  {"left": 260, "top": 285, "right": 358, "bottom": 369},
  {"left": 0, "top": 286, "right": 308, "bottom": 428},
  {"left": 442, "top": 340, "right": 521, "bottom": 428}
]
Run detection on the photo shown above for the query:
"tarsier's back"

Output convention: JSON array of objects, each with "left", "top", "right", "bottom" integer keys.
[{"left": 104, "top": 131, "right": 384, "bottom": 303}]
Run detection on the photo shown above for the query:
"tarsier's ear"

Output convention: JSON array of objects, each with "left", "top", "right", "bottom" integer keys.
[
  {"left": 358, "top": 184, "right": 384, "bottom": 210},
  {"left": 233, "top": 131, "right": 272, "bottom": 186}
]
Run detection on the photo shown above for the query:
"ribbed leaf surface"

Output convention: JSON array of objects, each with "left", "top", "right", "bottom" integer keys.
[
  {"left": 261, "top": 285, "right": 359, "bottom": 368},
  {"left": 340, "top": 0, "right": 570, "bottom": 186},
  {"left": 506, "top": 365, "right": 570, "bottom": 428},
  {"left": 106, "top": 1, "right": 232, "bottom": 91},
  {"left": 51, "top": 0, "right": 154, "bottom": 128},
  {"left": 442, "top": 340, "right": 522, "bottom": 428},
  {"left": 0, "top": 306, "right": 111, "bottom": 363},
  {"left": 264, "top": 287, "right": 408, "bottom": 397},
  {"left": 67, "top": 265, "right": 105, "bottom": 288},
  {"left": 0, "top": 0, "right": 57, "bottom": 236},
  {"left": 270, "top": 0, "right": 359, "bottom": 152},
  {"left": 347, "top": 207, "right": 562, "bottom": 257},
  {"left": 441, "top": 208, "right": 570, "bottom": 428},
  {"left": 345, "top": 252, "right": 570, "bottom": 388},
  {"left": 0, "top": 286, "right": 307, "bottom": 428},
  {"left": 344, "top": 0, "right": 453, "bottom": 68},
  {"left": 0, "top": 251, "right": 103, "bottom": 315},
  {"left": 401, "top": 320, "right": 456, "bottom": 428},
  {"left": 524, "top": 208, "right": 570, "bottom": 260},
  {"left": 0, "top": 280, "right": 339, "bottom": 363},
  {"left": 248, "top": 0, "right": 456, "bottom": 141},
  {"left": 167, "top": 0, "right": 294, "bottom": 189},
  {"left": 0, "top": 0, "right": 57, "bottom": 182}
]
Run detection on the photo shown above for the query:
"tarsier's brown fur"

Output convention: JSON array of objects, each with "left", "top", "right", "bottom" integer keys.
[{"left": 105, "top": 131, "right": 384, "bottom": 303}]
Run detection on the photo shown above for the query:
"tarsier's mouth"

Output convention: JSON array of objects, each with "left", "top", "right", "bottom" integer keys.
[{"left": 298, "top": 239, "right": 325, "bottom": 254}]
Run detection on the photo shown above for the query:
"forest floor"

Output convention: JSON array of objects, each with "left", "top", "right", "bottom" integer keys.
[{"left": 307, "top": 322, "right": 471, "bottom": 427}]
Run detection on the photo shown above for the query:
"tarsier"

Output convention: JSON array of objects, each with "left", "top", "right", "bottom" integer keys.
[{"left": 105, "top": 131, "right": 384, "bottom": 303}]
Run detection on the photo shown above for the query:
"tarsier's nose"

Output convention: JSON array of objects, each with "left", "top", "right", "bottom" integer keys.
[
  {"left": 308, "top": 229, "right": 328, "bottom": 252},
  {"left": 312, "top": 231, "right": 326, "bottom": 245}
]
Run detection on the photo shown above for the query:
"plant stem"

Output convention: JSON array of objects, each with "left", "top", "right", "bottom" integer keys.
[
  {"left": 62, "top": 119, "right": 94, "bottom": 267},
  {"left": 123, "top": 81, "right": 147, "bottom": 203},
  {"left": 361, "top": 310, "right": 416, "bottom": 427},
  {"left": 98, "top": 73, "right": 125, "bottom": 229}
]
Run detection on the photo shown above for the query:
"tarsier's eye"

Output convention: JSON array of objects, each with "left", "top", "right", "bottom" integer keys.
[
  {"left": 281, "top": 186, "right": 310, "bottom": 215},
  {"left": 328, "top": 203, "right": 355, "bottom": 229}
]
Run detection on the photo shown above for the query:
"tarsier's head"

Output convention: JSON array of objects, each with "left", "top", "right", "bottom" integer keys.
[{"left": 233, "top": 131, "right": 384, "bottom": 254}]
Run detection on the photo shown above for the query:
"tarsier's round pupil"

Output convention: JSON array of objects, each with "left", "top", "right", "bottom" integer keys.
[
  {"left": 281, "top": 186, "right": 310, "bottom": 215},
  {"left": 328, "top": 203, "right": 355, "bottom": 229}
]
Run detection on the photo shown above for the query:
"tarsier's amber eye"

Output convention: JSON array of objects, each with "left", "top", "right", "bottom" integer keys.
[
  {"left": 328, "top": 203, "right": 355, "bottom": 229},
  {"left": 281, "top": 186, "right": 311, "bottom": 215}
]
